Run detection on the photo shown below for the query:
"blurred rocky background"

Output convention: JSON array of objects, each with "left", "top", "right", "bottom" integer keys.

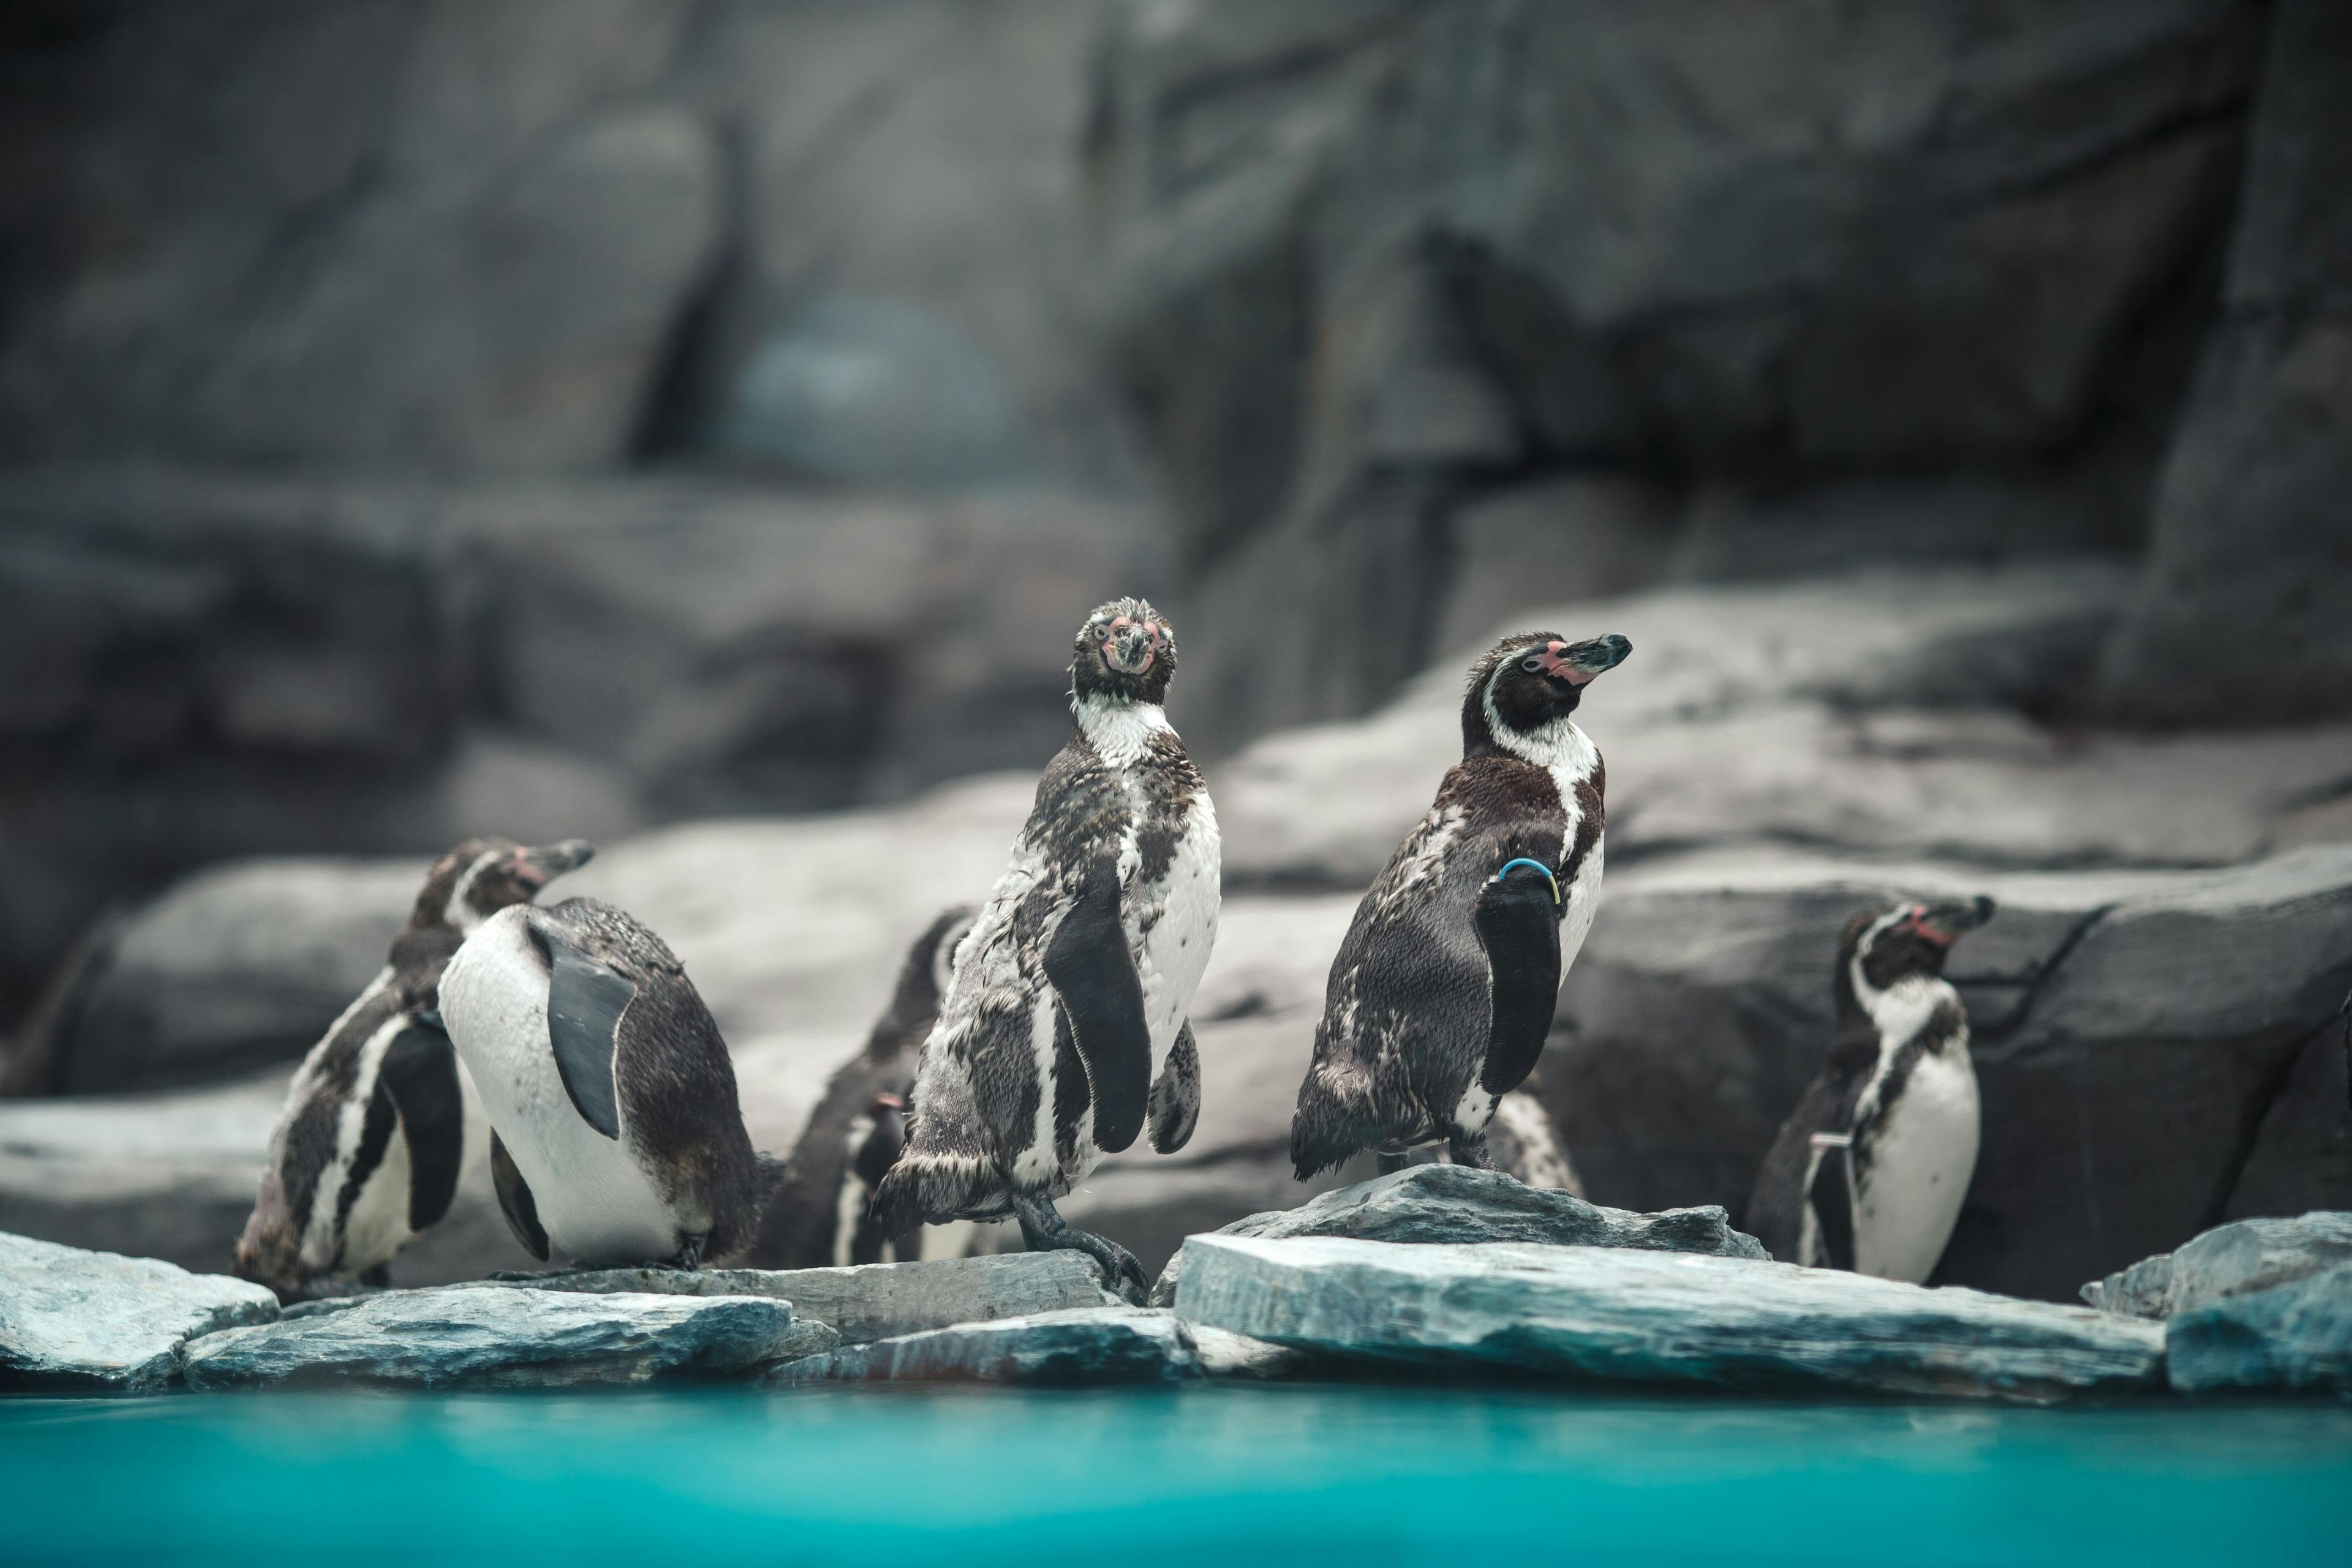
[{"left": 1, "top": 1, "right": 2346, "bottom": 1300}]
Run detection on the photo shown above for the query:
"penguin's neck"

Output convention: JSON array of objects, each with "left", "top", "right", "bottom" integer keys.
[
  {"left": 1075, "top": 693, "right": 1173, "bottom": 769},
  {"left": 1850, "top": 958, "right": 1952, "bottom": 1054}
]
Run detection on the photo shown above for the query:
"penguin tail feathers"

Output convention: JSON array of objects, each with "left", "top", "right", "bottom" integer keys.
[
  {"left": 1289, "top": 1057, "right": 1386, "bottom": 1182},
  {"left": 870, "top": 1151, "right": 998, "bottom": 1237}
]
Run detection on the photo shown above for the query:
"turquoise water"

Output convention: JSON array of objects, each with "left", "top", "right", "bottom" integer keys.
[{"left": 6, "top": 1385, "right": 2350, "bottom": 1566}]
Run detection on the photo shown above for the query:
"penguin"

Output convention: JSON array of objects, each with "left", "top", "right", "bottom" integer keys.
[
  {"left": 438, "top": 895, "right": 769, "bottom": 1270},
  {"left": 1289, "top": 630, "right": 1631, "bottom": 1180},
  {"left": 1745, "top": 895, "right": 1996, "bottom": 1283},
  {"left": 751, "top": 905, "right": 978, "bottom": 1269},
  {"left": 871, "top": 597, "right": 1219, "bottom": 1301},
  {"left": 1486, "top": 1080, "right": 1584, "bottom": 1195},
  {"left": 233, "top": 838, "right": 594, "bottom": 1297}
]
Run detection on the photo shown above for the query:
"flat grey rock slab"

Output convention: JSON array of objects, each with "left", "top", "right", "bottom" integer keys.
[
  {"left": 1175, "top": 1236, "right": 2166, "bottom": 1404},
  {"left": 494, "top": 1251, "right": 1114, "bottom": 1344},
  {"left": 1151, "top": 1164, "right": 1763, "bottom": 1306},
  {"left": 2084, "top": 1213, "right": 2352, "bottom": 1320},
  {"left": 769, "top": 1306, "right": 1200, "bottom": 1389},
  {"left": 2167, "top": 1263, "right": 2352, "bottom": 1398},
  {"left": 0, "top": 1231, "right": 279, "bottom": 1392},
  {"left": 182, "top": 1283, "right": 833, "bottom": 1390},
  {"left": 2163, "top": 1260, "right": 2352, "bottom": 1401}
]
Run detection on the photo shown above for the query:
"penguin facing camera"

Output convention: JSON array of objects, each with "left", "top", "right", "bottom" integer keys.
[
  {"left": 234, "top": 837, "right": 595, "bottom": 1298},
  {"left": 1746, "top": 896, "right": 1996, "bottom": 1283},
  {"left": 752, "top": 905, "right": 977, "bottom": 1269},
  {"left": 1290, "top": 630, "right": 1630, "bottom": 1180},
  {"left": 439, "top": 894, "right": 771, "bottom": 1270},
  {"left": 872, "top": 598, "right": 1220, "bottom": 1302}
]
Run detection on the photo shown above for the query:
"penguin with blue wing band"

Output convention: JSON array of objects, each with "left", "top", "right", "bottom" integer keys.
[{"left": 1290, "top": 631, "right": 1629, "bottom": 1180}]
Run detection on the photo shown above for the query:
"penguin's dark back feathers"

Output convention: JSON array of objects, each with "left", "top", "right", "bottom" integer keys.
[
  {"left": 1745, "top": 1022, "right": 1877, "bottom": 1261},
  {"left": 539, "top": 897, "right": 764, "bottom": 1261},
  {"left": 1301, "top": 755, "right": 1575, "bottom": 1154}
]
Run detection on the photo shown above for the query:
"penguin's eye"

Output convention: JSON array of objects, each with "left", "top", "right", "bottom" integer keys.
[{"left": 1521, "top": 655, "right": 1544, "bottom": 673}]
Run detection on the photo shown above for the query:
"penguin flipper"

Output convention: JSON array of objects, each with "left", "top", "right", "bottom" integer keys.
[
  {"left": 1044, "top": 853, "right": 1152, "bottom": 1154},
  {"left": 1809, "top": 1139, "right": 1858, "bottom": 1272},
  {"left": 379, "top": 1019, "right": 466, "bottom": 1232},
  {"left": 537, "top": 927, "right": 633, "bottom": 1141},
  {"left": 1472, "top": 864, "right": 1564, "bottom": 1097},
  {"left": 1147, "top": 1019, "right": 1201, "bottom": 1154},
  {"left": 489, "top": 1131, "right": 549, "bottom": 1262}
]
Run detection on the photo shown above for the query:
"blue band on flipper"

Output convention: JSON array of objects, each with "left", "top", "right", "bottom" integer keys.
[{"left": 1492, "top": 858, "right": 1561, "bottom": 905}]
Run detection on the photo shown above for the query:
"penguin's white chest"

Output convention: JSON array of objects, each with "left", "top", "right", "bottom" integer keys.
[
  {"left": 1853, "top": 1042, "right": 1980, "bottom": 1284},
  {"left": 1135, "top": 795, "right": 1221, "bottom": 1062},
  {"left": 440, "top": 911, "right": 682, "bottom": 1266}
]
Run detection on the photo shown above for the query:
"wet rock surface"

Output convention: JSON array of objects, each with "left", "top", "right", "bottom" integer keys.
[
  {"left": 0, "top": 1231, "right": 277, "bottom": 1393},
  {"left": 1150, "top": 1164, "right": 1763, "bottom": 1307},
  {"left": 494, "top": 1253, "right": 1115, "bottom": 1344},
  {"left": 769, "top": 1306, "right": 1200, "bottom": 1389},
  {"left": 181, "top": 1284, "right": 831, "bottom": 1390},
  {"left": 2084, "top": 1213, "right": 2352, "bottom": 1319},
  {"left": 2165, "top": 1262, "right": 2352, "bottom": 1396},
  {"left": 1174, "top": 1235, "right": 2167, "bottom": 1403}
]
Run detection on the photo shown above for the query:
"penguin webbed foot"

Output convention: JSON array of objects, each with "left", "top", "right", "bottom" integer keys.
[
  {"left": 1374, "top": 1151, "right": 1411, "bottom": 1176},
  {"left": 1007, "top": 1191, "right": 1147, "bottom": 1305},
  {"left": 669, "top": 1233, "right": 708, "bottom": 1272}
]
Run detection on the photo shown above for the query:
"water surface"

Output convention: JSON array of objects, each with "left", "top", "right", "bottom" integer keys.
[{"left": 7, "top": 1384, "right": 2348, "bottom": 1566}]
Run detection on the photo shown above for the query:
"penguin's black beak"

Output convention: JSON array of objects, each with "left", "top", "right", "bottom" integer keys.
[
  {"left": 1916, "top": 895, "right": 1995, "bottom": 944},
  {"left": 1536, "top": 633, "right": 1630, "bottom": 686},
  {"left": 514, "top": 839, "right": 595, "bottom": 891}
]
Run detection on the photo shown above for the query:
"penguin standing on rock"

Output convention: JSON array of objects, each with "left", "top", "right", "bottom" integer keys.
[
  {"left": 872, "top": 597, "right": 1219, "bottom": 1301},
  {"left": 1746, "top": 896, "right": 1996, "bottom": 1283},
  {"left": 1290, "top": 631, "right": 1630, "bottom": 1180},
  {"left": 439, "top": 895, "right": 769, "bottom": 1270},
  {"left": 753, "top": 905, "right": 977, "bottom": 1269},
  {"left": 235, "top": 838, "right": 594, "bottom": 1296}
]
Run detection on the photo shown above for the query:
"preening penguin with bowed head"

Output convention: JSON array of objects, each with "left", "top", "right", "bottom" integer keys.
[
  {"left": 871, "top": 597, "right": 1219, "bottom": 1301},
  {"left": 1290, "top": 630, "right": 1630, "bottom": 1180},
  {"left": 437, "top": 885, "right": 772, "bottom": 1271},
  {"left": 1746, "top": 895, "right": 1996, "bottom": 1284},
  {"left": 235, "top": 837, "right": 594, "bottom": 1297}
]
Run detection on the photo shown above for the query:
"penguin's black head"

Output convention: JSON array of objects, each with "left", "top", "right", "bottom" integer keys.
[
  {"left": 1835, "top": 895, "right": 1996, "bottom": 1015},
  {"left": 410, "top": 837, "right": 596, "bottom": 937},
  {"left": 1071, "top": 597, "right": 1175, "bottom": 707},
  {"left": 1462, "top": 631, "right": 1631, "bottom": 757}
]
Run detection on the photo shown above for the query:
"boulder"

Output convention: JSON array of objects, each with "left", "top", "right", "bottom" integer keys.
[
  {"left": 447, "top": 480, "right": 1167, "bottom": 815},
  {"left": 1548, "top": 845, "right": 2352, "bottom": 1302},
  {"left": 31, "top": 858, "right": 420, "bottom": 1095},
  {"left": 0, "top": 2, "right": 716, "bottom": 473},
  {"left": 1174, "top": 1235, "right": 2166, "bottom": 1403},
  {"left": 1216, "top": 564, "right": 2352, "bottom": 887},
  {"left": 1089, "top": 0, "right": 2263, "bottom": 739},
  {"left": 2083, "top": 1213, "right": 2352, "bottom": 1319},
  {"left": 492, "top": 1252, "right": 1114, "bottom": 1344},
  {"left": 769, "top": 1306, "right": 1199, "bottom": 1389},
  {"left": 0, "top": 1231, "right": 277, "bottom": 1393},
  {"left": 1149, "top": 1164, "right": 1763, "bottom": 1306},
  {"left": 2099, "top": 0, "right": 2352, "bottom": 725},
  {"left": 2165, "top": 1263, "right": 2352, "bottom": 1396},
  {"left": 181, "top": 1284, "right": 831, "bottom": 1390}
]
